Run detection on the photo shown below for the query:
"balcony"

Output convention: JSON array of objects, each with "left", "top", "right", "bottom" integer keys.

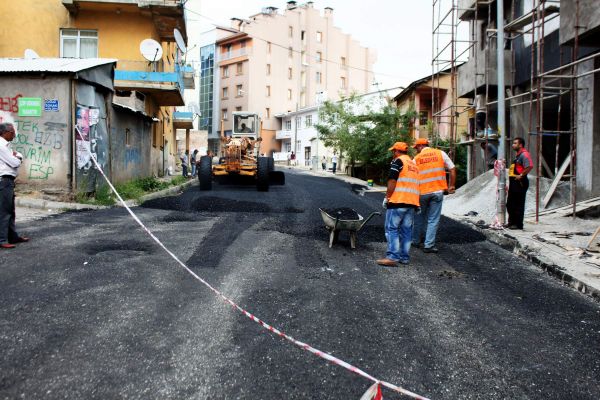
[
  {"left": 62, "top": 0, "right": 187, "bottom": 43},
  {"left": 218, "top": 48, "right": 251, "bottom": 63},
  {"left": 114, "top": 60, "right": 189, "bottom": 106},
  {"left": 458, "top": 0, "right": 492, "bottom": 21},
  {"left": 173, "top": 111, "right": 194, "bottom": 130},
  {"left": 276, "top": 130, "right": 292, "bottom": 140}
]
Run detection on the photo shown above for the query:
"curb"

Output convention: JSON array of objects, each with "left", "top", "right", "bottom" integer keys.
[
  {"left": 15, "top": 179, "right": 197, "bottom": 211},
  {"left": 450, "top": 217, "right": 600, "bottom": 301}
]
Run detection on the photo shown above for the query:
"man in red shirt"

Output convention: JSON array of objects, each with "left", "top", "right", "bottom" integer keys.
[{"left": 507, "top": 137, "right": 533, "bottom": 230}]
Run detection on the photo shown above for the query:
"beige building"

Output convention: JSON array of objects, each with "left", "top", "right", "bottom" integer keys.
[{"left": 216, "top": 1, "right": 377, "bottom": 155}]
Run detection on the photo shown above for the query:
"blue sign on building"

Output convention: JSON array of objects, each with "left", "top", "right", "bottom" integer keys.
[{"left": 44, "top": 99, "right": 59, "bottom": 112}]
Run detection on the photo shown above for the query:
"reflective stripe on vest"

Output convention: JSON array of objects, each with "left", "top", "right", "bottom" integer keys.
[
  {"left": 389, "top": 155, "right": 420, "bottom": 206},
  {"left": 415, "top": 148, "right": 447, "bottom": 194}
]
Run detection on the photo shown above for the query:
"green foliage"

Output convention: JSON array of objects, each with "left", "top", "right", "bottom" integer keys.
[
  {"left": 315, "top": 93, "right": 416, "bottom": 181},
  {"left": 75, "top": 176, "right": 187, "bottom": 206},
  {"left": 169, "top": 176, "right": 187, "bottom": 186},
  {"left": 431, "top": 138, "right": 468, "bottom": 188}
]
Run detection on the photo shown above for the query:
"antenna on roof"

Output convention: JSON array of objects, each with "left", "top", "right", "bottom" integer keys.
[{"left": 24, "top": 49, "right": 40, "bottom": 60}]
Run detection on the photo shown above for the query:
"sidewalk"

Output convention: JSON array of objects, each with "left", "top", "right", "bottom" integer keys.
[
  {"left": 15, "top": 177, "right": 197, "bottom": 223},
  {"left": 291, "top": 165, "right": 600, "bottom": 301}
]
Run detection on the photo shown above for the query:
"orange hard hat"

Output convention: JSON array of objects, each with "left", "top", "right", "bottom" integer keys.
[
  {"left": 414, "top": 138, "right": 429, "bottom": 147},
  {"left": 388, "top": 142, "right": 408, "bottom": 152}
]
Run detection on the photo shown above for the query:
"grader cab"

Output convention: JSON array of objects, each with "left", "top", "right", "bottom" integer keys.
[{"left": 198, "top": 112, "right": 284, "bottom": 191}]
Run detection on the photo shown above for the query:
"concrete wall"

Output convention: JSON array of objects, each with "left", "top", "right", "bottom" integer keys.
[
  {"left": 0, "top": 76, "right": 71, "bottom": 189},
  {"left": 109, "top": 107, "right": 153, "bottom": 183},
  {"left": 560, "top": 0, "right": 600, "bottom": 46},
  {"left": 576, "top": 59, "right": 600, "bottom": 199}
]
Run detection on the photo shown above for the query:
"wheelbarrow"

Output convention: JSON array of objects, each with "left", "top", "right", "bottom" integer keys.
[{"left": 319, "top": 208, "right": 381, "bottom": 249}]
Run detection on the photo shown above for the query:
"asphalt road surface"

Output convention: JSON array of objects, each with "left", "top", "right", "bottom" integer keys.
[{"left": 2, "top": 169, "right": 600, "bottom": 399}]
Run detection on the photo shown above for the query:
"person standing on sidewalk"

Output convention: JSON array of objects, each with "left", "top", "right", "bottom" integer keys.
[
  {"left": 377, "top": 142, "right": 420, "bottom": 266},
  {"left": 180, "top": 150, "right": 189, "bottom": 177},
  {"left": 0, "top": 123, "right": 29, "bottom": 249},
  {"left": 506, "top": 137, "right": 533, "bottom": 230},
  {"left": 190, "top": 149, "right": 198, "bottom": 177},
  {"left": 331, "top": 153, "right": 338, "bottom": 174},
  {"left": 321, "top": 155, "right": 326, "bottom": 171},
  {"left": 412, "top": 138, "right": 456, "bottom": 253}
]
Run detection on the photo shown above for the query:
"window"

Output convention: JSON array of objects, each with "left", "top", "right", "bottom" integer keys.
[
  {"left": 266, "top": 85, "right": 271, "bottom": 97},
  {"left": 241, "top": 41, "right": 246, "bottom": 49},
  {"left": 340, "top": 77, "right": 346, "bottom": 89},
  {"left": 285, "top": 142, "right": 292, "bottom": 152},
  {"left": 296, "top": 117, "right": 301, "bottom": 129},
  {"left": 236, "top": 106, "right": 242, "bottom": 111},
  {"left": 285, "top": 120, "right": 292, "bottom": 131},
  {"left": 301, "top": 30, "right": 306, "bottom": 41},
  {"left": 267, "top": 41, "right": 272, "bottom": 53},
  {"left": 265, "top": 108, "right": 271, "bottom": 118},
  {"left": 266, "top": 64, "right": 271, "bottom": 75},
  {"left": 60, "top": 29, "right": 98, "bottom": 58},
  {"left": 301, "top": 71, "right": 306, "bottom": 86},
  {"left": 296, "top": 140, "right": 301, "bottom": 152},
  {"left": 305, "top": 115, "right": 312, "bottom": 127},
  {"left": 288, "top": 67, "right": 293, "bottom": 79},
  {"left": 125, "top": 128, "right": 132, "bottom": 146},
  {"left": 316, "top": 51, "right": 322, "bottom": 63},
  {"left": 301, "top": 51, "right": 307, "bottom": 64},
  {"left": 222, "top": 87, "right": 228, "bottom": 98},
  {"left": 236, "top": 62, "right": 243, "bottom": 75},
  {"left": 341, "top": 57, "right": 347, "bottom": 67},
  {"left": 300, "top": 92, "right": 306, "bottom": 107},
  {"left": 222, "top": 65, "right": 229, "bottom": 78},
  {"left": 287, "top": 89, "right": 292, "bottom": 100},
  {"left": 288, "top": 47, "right": 293, "bottom": 58},
  {"left": 221, "top": 108, "right": 228, "bottom": 120},
  {"left": 288, "top": 26, "right": 293, "bottom": 37},
  {"left": 226, "top": 44, "right": 232, "bottom": 55},
  {"left": 236, "top": 84, "right": 243, "bottom": 96},
  {"left": 316, "top": 31, "right": 322, "bottom": 42},
  {"left": 419, "top": 111, "right": 429, "bottom": 125}
]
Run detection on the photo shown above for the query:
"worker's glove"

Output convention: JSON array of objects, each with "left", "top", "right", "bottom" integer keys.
[{"left": 382, "top": 197, "right": 388, "bottom": 209}]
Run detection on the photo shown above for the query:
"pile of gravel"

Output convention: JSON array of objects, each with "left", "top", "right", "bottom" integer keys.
[{"left": 321, "top": 207, "right": 360, "bottom": 220}]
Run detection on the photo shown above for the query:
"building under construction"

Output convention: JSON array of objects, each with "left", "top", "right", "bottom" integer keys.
[{"left": 431, "top": 0, "right": 600, "bottom": 219}]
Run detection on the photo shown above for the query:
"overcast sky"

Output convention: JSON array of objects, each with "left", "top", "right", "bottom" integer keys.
[{"left": 184, "top": 0, "right": 434, "bottom": 90}]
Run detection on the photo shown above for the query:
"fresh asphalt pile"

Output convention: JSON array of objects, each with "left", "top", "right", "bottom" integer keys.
[
  {"left": 321, "top": 207, "right": 361, "bottom": 221},
  {"left": 1, "top": 169, "right": 600, "bottom": 399}
]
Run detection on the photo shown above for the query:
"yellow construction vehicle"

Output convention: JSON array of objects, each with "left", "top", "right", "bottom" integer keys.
[{"left": 197, "top": 112, "right": 284, "bottom": 191}]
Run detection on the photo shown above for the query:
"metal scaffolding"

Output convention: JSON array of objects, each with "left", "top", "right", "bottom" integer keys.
[
  {"left": 441, "top": 0, "right": 593, "bottom": 221},
  {"left": 431, "top": 0, "right": 473, "bottom": 158}
]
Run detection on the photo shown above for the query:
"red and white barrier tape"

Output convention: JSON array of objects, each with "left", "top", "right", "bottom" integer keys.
[{"left": 89, "top": 156, "right": 430, "bottom": 400}]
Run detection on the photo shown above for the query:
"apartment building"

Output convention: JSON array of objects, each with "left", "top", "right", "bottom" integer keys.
[
  {"left": 0, "top": 0, "right": 194, "bottom": 181},
  {"left": 215, "top": 1, "right": 377, "bottom": 156}
]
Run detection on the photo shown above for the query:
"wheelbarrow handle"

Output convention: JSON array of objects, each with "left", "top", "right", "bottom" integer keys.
[{"left": 357, "top": 211, "right": 381, "bottom": 232}]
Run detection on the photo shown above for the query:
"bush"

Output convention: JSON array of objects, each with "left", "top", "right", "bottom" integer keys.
[{"left": 170, "top": 176, "right": 187, "bottom": 186}]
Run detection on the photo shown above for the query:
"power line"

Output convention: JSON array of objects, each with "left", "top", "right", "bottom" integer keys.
[{"left": 183, "top": 7, "right": 410, "bottom": 82}]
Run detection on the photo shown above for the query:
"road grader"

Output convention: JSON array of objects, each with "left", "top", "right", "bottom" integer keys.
[{"left": 197, "top": 112, "right": 284, "bottom": 191}]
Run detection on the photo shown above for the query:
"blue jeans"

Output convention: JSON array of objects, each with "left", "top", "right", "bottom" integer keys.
[
  {"left": 413, "top": 191, "right": 444, "bottom": 248},
  {"left": 191, "top": 162, "right": 196, "bottom": 177},
  {"left": 385, "top": 207, "right": 415, "bottom": 262}
]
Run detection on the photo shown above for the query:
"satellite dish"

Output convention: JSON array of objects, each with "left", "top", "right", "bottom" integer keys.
[
  {"left": 174, "top": 28, "right": 187, "bottom": 53},
  {"left": 140, "top": 39, "right": 163, "bottom": 62},
  {"left": 24, "top": 49, "right": 40, "bottom": 60}
]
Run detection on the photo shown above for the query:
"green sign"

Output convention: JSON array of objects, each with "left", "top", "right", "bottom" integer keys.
[{"left": 18, "top": 97, "right": 42, "bottom": 117}]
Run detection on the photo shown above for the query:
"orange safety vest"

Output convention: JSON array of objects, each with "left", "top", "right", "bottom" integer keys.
[
  {"left": 389, "top": 155, "right": 420, "bottom": 207},
  {"left": 414, "top": 147, "right": 448, "bottom": 194}
]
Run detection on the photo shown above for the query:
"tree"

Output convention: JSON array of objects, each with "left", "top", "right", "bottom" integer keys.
[{"left": 315, "top": 93, "right": 415, "bottom": 180}]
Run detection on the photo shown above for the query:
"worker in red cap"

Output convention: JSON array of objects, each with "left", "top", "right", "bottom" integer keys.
[
  {"left": 377, "top": 142, "right": 420, "bottom": 266},
  {"left": 412, "top": 138, "right": 456, "bottom": 253}
]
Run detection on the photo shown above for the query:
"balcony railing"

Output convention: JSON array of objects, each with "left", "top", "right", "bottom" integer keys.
[
  {"left": 114, "top": 59, "right": 192, "bottom": 95},
  {"left": 276, "top": 130, "right": 292, "bottom": 140},
  {"left": 217, "top": 48, "right": 251, "bottom": 62}
]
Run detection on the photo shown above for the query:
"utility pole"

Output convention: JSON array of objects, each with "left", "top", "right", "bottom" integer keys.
[{"left": 496, "top": 0, "right": 507, "bottom": 225}]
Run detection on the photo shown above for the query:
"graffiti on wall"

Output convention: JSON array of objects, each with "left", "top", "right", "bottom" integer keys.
[
  {"left": 0, "top": 110, "right": 65, "bottom": 180},
  {"left": 0, "top": 94, "right": 22, "bottom": 113}
]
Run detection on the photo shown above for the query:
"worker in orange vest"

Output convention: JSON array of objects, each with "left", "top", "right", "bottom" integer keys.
[
  {"left": 412, "top": 138, "right": 456, "bottom": 253},
  {"left": 377, "top": 142, "right": 420, "bottom": 267}
]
